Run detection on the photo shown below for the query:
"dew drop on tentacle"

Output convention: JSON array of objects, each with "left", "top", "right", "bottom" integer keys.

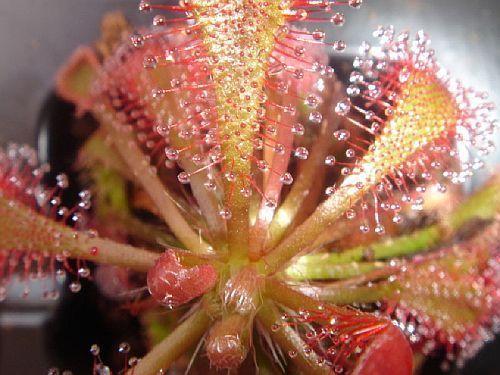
[
  {"left": 309, "top": 111, "right": 323, "bottom": 124},
  {"left": 219, "top": 207, "right": 232, "bottom": 220},
  {"left": 90, "top": 344, "right": 100, "bottom": 357},
  {"left": 69, "top": 280, "right": 82, "bottom": 293},
  {"left": 271, "top": 323, "right": 281, "bottom": 332},
  {"left": 294, "top": 147, "right": 309, "bottom": 160},
  {"left": 177, "top": 171, "right": 190, "bottom": 184},
  {"left": 292, "top": 123, "right": 305, "bottom": 135},
  {"left": 118, "top": 342, "right": 131, "bottom": 354},
  {"left": 330, "top": 13, "right": 345, "bottom": 26},
  {"left": 333, "top": 129, "right": 350, "bottom": 141},
  {"left": 333, "top": 40, "right": 347, "bottom": 52}
]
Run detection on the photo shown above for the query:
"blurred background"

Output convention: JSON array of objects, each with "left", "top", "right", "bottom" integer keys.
[{"left": 0, "top": 0, "right": 499, "bottom": 374}]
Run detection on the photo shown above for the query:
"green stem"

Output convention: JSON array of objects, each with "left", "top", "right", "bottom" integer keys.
[
  {"left": 93, "top": 104, "right": 212, "bottom": 254},
  {"left": 448, "top": 175, "right": 500, "bottom": 229},
  {"left": 265, "top": 276, "right": 400, "bottom": 315},
  {"left": 312, "top": 226, "right": 442, "bottom": 265},
  {"left": 264, "top": 278, "right": 323, "bottom": 313},
  {"left": 77, "top": 132, "right": 132, "bottom": 181},
  {"left": 225, "top": 165, "right": 251, "bottom": 261},
  {"left": 317, "top": 282, "right": 400, "bottom": 305},
  {"left": 289, "top": 175, "right": 500, "bottom": 270},
  {"left": 256, "top": 300, "right": 331, "bottom": 375},
  {"left": 285, "top": 260, "right": 386, "bottom": 281},
  {"left": 258, "top": 184, "right": 362, "bottom": 275},
  {"left": 131, "top": 308, "right": 211, "bottom": 375}
]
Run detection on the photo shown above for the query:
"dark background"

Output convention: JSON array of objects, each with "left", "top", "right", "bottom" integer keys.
[{"left": 0, "top": 1, "right": 499, "bottom": 374}]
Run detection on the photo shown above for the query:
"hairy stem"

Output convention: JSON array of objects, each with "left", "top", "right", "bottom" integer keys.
[
  {"left": 130, "top": 308, "right": 211, "bottom": 375},
  {"left": 256, "top": 300, "right": 331, "bottom": 375}
]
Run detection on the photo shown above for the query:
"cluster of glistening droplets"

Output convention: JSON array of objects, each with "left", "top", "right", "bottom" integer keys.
[
  {"left": 93, "top": 0, "right": 364, "bottom": 223},
  {"left": 323, "top": 26, "right": 497, "bottom": 235},
  {"left": 385, "top": 229, "right": 500, "bottom": 370},
  {"left": 0, "top": 144, "right": 92, "bottom": 301},
  {"left": 277, "top": 304, "right": 394, "bottom": 373},
  {"left": 50, "top": 2, "right": 499, "bottom": 373}
]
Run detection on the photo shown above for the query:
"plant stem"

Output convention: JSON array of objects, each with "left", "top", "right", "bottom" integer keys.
[
  {"left": 309, "top": 226, "right": 442, "bottom": 265},
  {"left": 249, "top": 104, "right": 295, "bottom": 260},
  {"left": 265, "top": 276, "right": 399, "bottom": 315},
  {"left": 287, "top": 175, "right": 500, "bottom": 271},
  {"left": 448, "top": 174, "right": 500, "bottom": 229},
  {"left": 93, "top": 104, "right": 212, "bottom": 254},
  {"left": 264, "top": 278, "right": 323, "bottom": 313},
  {"left": 130, "top": 308, "right": 211, "bottom": 375},
  {"left": 117, "top": 214, "right": 182, "bottom": 248},
  {"left": 137, "top": 54, "right": 229, "bottom": 253},
  {"left": 258, "top": 184, "right": 362, "bottom": 275},
  {"left": 77, "top": 131, "right": 132, "bottom": 180},
  {"left": 176, "top": 150, "right": 227, "bottom": 251},
  {"left": 317, "top": 282, "right": 400, "bottom": 305},
  {"left": 256, "top": 300, "right": 331, "bottom": 375},
  {"left": 84, "top": 160, "right": 182, "bottom": 248},
  {"left": 266, "top": 80, "right": 343, "bottom": 250},
  {"left": 254, "top": 338, "right": 283, "bottom": 375},
  {"left": 286, "top": 260, "right": 386, "bottom": 281}
]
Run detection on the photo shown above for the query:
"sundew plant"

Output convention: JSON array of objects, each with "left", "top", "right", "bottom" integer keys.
[{"left": 1, "top": 1, "right": 499, "bottom": 374}]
